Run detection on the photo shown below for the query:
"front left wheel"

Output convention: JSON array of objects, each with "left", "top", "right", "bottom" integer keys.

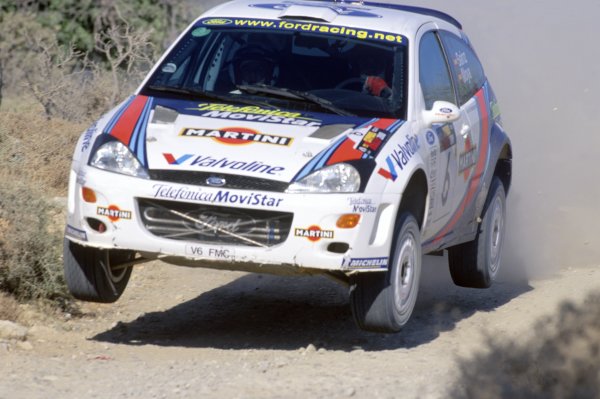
[
  {"left": 350, "top": 212, "right": 422, "bottom": 333},
  {"left": 63, "top": 239, "right": 134, "bottom": 303}
]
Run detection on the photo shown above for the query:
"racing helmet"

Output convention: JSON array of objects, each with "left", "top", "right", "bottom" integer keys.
[{"left": 231, "top": 45, "right": 280, "bottom": 86}]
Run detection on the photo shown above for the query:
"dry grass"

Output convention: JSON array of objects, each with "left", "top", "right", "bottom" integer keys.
[
  {"left": 0, "top": 98, "right": 87, "bottom": 195},
  {"left": 0, "top": 96, "right": 85, "bottom": 302},
  {"left": 0, "top": 292, "right": 20, "bottom": 322}
]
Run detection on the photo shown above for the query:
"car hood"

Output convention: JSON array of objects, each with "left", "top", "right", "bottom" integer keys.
[{"left": 104, "top": 95, "right": 405, "bottom": 183}]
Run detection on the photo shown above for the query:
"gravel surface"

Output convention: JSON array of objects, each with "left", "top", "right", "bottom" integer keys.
[{"left": 1, "top": 259, "right": 599, "bottom": 398}]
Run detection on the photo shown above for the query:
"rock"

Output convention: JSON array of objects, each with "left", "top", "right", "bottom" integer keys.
[
  {"left": 29, "top": 325, "right": 56, "bottom": 338},
  {"left": 16, "top": 341, "right": 33, "bottom": 351},
  {"left": 0, "top": 320, "right": 28, "bottom": 341},
  {"left": 305, "top": 344, "right": 317, "bottom": 354}
]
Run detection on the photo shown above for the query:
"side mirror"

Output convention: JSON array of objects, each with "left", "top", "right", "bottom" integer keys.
[{"left": 422, "top": 101, "right": 460, "bottom": 127}]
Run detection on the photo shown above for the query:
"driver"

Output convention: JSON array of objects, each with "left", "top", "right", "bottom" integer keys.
[
  {"left": 358, "top": 57, "right": 392, "bottom": 98},
  {"left": 232, "top": 45, "right": 279, "bottom": 86}
]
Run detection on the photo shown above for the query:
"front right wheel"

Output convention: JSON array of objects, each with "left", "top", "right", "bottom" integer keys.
[
  {"left": 63, "top": 239, "right": 134, "bottom": 303},
  {"left": 350, "top": 212, "right": 422, "bottom": 333}
]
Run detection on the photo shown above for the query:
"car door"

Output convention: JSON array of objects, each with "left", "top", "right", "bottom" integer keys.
[
  {"left": 416, "top": 29, "right": 466, "bottom": 242},
  {"left": 436, "top": 31, "right": 489, "bottom": 241}
]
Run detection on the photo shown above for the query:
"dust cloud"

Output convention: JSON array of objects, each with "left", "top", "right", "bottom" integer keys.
[{"left": 377, "top": 0, "right": 600, "bottom": 277}]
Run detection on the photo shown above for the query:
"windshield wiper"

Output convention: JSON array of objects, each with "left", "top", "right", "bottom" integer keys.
[
  {"left": 145, "top": 85, "right": 266, "bottom": 107},
  {"left": 236, "top": 84, "right": 355, "bottom": 116}
]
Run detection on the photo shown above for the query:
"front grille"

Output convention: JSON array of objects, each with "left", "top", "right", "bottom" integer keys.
[
  {"left": 149, "top": 170, "right": 289, "bottom": 192},
  {"left": 138, "top": 198, "right": 293, "bottom": 247}
]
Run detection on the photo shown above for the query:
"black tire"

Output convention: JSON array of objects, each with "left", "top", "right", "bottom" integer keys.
[
  {"left": 63, "top": 239, "right": 134, "bottom": 303},
  {"left": 350, "top": 212, "right": 422, "bottom": 333},
  {"left": 448, "top": 177, "right": 506, "bottom": 288}
]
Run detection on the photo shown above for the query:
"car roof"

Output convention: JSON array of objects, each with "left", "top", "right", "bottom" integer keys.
[
  {"left": 200, "top": 0, "right": 463, "bottom": 37},
  {"left": 361, "top": 1, "right": 461, "bottom": 29}
]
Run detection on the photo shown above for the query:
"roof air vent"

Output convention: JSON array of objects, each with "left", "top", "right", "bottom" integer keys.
[{"left": 278, "top": 5, "right": 338, "bottom": 22}]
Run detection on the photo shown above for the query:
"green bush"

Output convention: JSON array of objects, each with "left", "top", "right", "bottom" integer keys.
[{"left": 0, "top": 181, "right": 67, "bottom": 301}]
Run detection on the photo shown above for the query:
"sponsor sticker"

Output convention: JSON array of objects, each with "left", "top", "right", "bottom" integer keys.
[
  {"left": 426, "top": 130, "right": 436, "bottom": 146},
  {"left": 355, "top": 127, "right": 389, "bottom": 156},
  {"left": 163, "top": 153, "right": 285, "bottom": 175},
  {"left": 202, "top": 18, "right": 233, "bottom": 26},
  {"left": 152, "top": 184, "right": 284, "bottom": 208},
  {"left": 346, "top": 257, "right": 388, "bottom": 269},
  {"left": 294, "top": 226, "right": 334, "bottom": 242},
  {"left": 97, "top": 205, "right": 132, "bottom": 222},
  {"left": 377, "top": 134, "right": 420, "bottom": 181},
  {"left": 180, "top": 127, "right": 293, "bottom": 147},
  {"left": 459, "top": 138, "right": 477, "bottom": 181},
  {"left": 65, "top": 225, "right": 87, "bottom": 241},
  {"left": 436, "top": 124, "right": 457, "bottom": 152},
  {"left": 214, "top": 18, "right": 405, "bottom": 45},
  {"left": 348, "top": 198, "right": 377, "bottom": 213},
  {"left": 81, "top": 121, "right": 98, "bottom": 152},
  {"left": 186, "top": 103, "right": 321, "bottom": 127}
]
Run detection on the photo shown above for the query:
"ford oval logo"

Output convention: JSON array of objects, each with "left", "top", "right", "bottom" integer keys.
[
  {"left": 202, "top": 18, "right": 233, "bottom": 26},
  {"left": 206, "top": 176, "right": 226, "bottom": 187}
]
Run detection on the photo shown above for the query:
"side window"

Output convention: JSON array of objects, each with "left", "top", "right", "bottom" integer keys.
[
  {"left": 439, "top": 31, "right": 486, "bottom": 106},
  {"left": 419, "top": 31, "right": 456, "bottom": 110}
]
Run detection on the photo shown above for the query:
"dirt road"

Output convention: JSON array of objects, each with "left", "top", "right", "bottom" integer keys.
[{"left": 1, "top": 259, "right": 599, "bottom": 399}]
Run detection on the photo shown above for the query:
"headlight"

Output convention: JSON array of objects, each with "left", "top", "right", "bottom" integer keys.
[
  {"left": 286, "top": 163, "right": 360, "bottom": 193},
  {"left": 90, "top": 141, "right": 149, "bottom": 179}
]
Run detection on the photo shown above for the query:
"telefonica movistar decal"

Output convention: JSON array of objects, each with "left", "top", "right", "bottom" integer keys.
[
  {"left": 152, "top": 184, "right": 284, "bottom": 207},
  {"left": 186, "top": 103, "right": 321, "bottom": 127}
]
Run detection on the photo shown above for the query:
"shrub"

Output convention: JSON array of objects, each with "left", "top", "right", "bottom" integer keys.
[
  {"left": 452, "top": 294, "right": 600, "bottom": 399},
  {"left": 0, "top": 179, "right": 67, "bottom": 302}
]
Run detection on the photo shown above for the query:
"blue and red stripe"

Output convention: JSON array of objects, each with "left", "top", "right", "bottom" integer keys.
[
  {"left": 293, "top": 118, "right": 402, "bottom": 182},
  {"left": 105, "top": 95, "right": 149, "bottom": 146}
]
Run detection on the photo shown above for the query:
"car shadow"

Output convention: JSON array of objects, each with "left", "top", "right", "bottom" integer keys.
[{"left": 92, "top": 255, "right": 532, "bottom": 351}]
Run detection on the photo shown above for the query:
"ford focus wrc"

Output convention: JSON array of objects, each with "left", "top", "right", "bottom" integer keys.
[{"left": 64, "top": 0, "right": 512, "bottom": 333}]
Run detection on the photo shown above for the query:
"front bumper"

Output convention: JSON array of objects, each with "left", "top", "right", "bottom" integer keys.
[{"left": 65, "top": 166, "right": 400, "bottom": 274}]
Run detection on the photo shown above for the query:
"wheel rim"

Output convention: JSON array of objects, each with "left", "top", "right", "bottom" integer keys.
[
  {"left": 488, "top": 195, "right": 505, "bottom": 276},
  {"left": 104, "top": 252, "right": 128, "bottom": 283},
  {"left": 393, "top": 233, "right": 417, "bottom": 313}
]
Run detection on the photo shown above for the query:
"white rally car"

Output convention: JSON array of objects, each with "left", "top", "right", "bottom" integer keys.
[{"left": 64, "top": 0, "right": 512, "bottom": 333}]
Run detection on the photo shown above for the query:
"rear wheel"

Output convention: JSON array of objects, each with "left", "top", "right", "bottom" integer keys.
[
  {"left": 63, "top": 239, "right": 134, "bottom": 303},
  {"left": 350, "top": 212, "right": 421, "bottom": 333},
  {"left": 448, "top": 177, "right": 506, "bottom": 288}
]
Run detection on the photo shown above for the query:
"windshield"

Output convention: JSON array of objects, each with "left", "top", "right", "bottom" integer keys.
[{"left": 143, "top": 18, "right": 408, "bottom": 118}]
